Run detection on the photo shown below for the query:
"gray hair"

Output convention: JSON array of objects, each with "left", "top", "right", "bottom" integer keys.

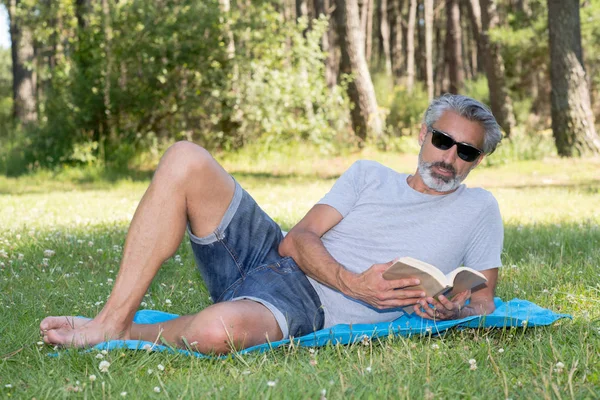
[{"left": 422, "top": 94, "right": 502, "bottom": 154}]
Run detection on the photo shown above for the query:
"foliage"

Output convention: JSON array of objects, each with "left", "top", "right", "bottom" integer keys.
[
  {"left": 384, "top": 83, "right": 430, "bottom": 137},
  {"left": 1, "top": 0, "right": 349, "bottom": 173}
]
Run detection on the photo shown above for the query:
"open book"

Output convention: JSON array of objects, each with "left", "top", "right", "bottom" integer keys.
[{"left": 382, "top": 256, "right": 488, "bottom": 314}]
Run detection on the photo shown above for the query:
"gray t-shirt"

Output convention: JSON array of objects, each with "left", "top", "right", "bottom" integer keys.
[{"left": 310, "top": 160, "right": 503, "bottom": 328}]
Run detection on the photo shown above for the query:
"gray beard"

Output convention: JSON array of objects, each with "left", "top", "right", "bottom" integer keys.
[{"left": 417, "top": 152, "right": 468, "bottom": 193}]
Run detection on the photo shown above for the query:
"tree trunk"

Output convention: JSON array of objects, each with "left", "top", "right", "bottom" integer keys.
[
  {"left": 480, "top": 0, "right": 515, "bottom": 137},
  {"left": 365, "top": 0, "right": 374, "bottom": 63},
  {"left": 75, "top": 0, "right": 91, "bottom": 29},
  {"left": 101, "top": 0, "right": 113, "bottom": 159},
  {"left": 219, "top": 0, "right": 241, "bottom": 138},
  {"left": 547, "top": 0, "right": 600, "bottom": 156},
  {"left": 379, "top": 0, "right": 392, "bottom": 75},
  {"left": 465, "top": 0, "right": 484, "bottom": 75},
  {"left": 8, "top": 0, "right": 37, "bottom": 125},
  {"left": 335, "top": 0, "right": 383, "bottom": 141},
  {"left": 314, "top": 0, "right": 338, "bottom": 87},
  {"left": 445, "top": 0, "right": 463, "bottom": 94},
  {"left": 390, "top": 0, "right": 404, "bottom": 84},
  {"left": 435, "top": 13, "right": 446, "bottom": 96},
  {"left": 406, "top": 0, "right": 417, "bottom": 93},
  {"left": 425, "top": 0, "right": 434, "bottom": 100},
  {"left": 296, "top": 0, "right": 309, "bottom": 19}
]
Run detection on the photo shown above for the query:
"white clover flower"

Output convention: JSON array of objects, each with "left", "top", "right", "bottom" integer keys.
[
  {"left": 101, "top": 350, "right": 108, "bottom": 355},
  {"left": 165, "top": 299, "right": 172, "bottom": 305},
  {"left": 89, "top": 374, "right": 97, "bottom": 382},
  {"left": 99, "top": 360, "right": 110, "bottom": 373},
  {"left": 147, "top": 368, "right": 154, "bottom": 375},
  {"left": 18, "top": 254, "right": 24, "bottom": 260},
  {"left": 361, "top": 335, "right": 370, "bottom": 346},
  {"left": 97, "top": 249, "right": 103, "bottom": 254},
  {"left": 521, "top": 320, "right": 528, "bottom": 327},
  {"left": 107, "top": 278, "right": 113, "bottom": 283},
  {"left": 42, "top": 258, "right": 49, "bottom": 266},
  {"left": 470, "top": 364, "right": 478, "bottom": 371},
  {"left": 16, "top": 234, "right": 21, "bottom": 240},
  {"left": 154, "top": 387, "right": 161, "bottom": 393},
  {"left": 498, "top": 348, "right": 504, "bottom": 353},
  {"left": 267, "top": 381, "right": 277, "bottom": 387},
  {"left": 157, "top": 364, "right": 165, "bottom": 371},
  {"left": 120, "top": 392, "right": 127, "bottom": 397},
  {"left": 88, "top": 241, "right": 94, "bottom": 247},
  {"left": 43, "top": 250, "right": 56, "bottom": 257},
  {"left": 425, "top": 327, "right": 432, "bottom": 333},
  {"left": 5, "top": 384, "right": 12, "bottom": 388},
  {"left": 468, "top": 359, "right": 477, "bottom": 365},
  {"left": 431, "top": 344, "right": 439, "bottom": 350},
  {"left": 365, "top": 366, "right": 372, "bottom": 373},
  {"left": 142, "top": 344, "right": 152, "bottom": 351},
  {"left": 0, "top": 250, "right": 8, "bottom": 258},
  {"left": 554, "top": 361, "right": 565, "bottom": 372},
  {"left": 37, "top": 341, "right": 44, "bottom": 345},
  {"left": 95, "top": 353, "right": 104, "bottom": 359}
]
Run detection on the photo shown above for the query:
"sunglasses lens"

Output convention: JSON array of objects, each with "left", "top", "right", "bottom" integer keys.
[
  {"left": 456, "top": 145, "right": 480, "bottom": 162},
  {"left": 431, "top": 129, "right": 481, "bottom": 162},
  {"left": 431, "top": 130, "right": 454, "bottom": 150}
]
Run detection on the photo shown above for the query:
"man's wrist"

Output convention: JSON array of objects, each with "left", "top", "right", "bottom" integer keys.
[{"left": 335, "top": 267, "right": 355, "bottom": 296}]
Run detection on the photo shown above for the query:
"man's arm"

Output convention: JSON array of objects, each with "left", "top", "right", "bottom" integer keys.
[
  {"left": 413, "top": 267, "right": 498, "bottom": 320},
  {"left": 279, "top": 204, "right": 426, "bottom": 309}
]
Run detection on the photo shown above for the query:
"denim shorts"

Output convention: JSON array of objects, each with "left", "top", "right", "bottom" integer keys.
[{"left": 187, "top": 179, "right": 324, "bottom": 339}]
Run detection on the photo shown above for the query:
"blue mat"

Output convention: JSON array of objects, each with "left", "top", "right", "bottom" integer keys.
[{"left": 90, "top": 298, "right": 570, "bottom": 358}]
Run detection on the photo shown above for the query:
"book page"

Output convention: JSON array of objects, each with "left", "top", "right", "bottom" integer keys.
[
  {"left": 383, "top": 257, "right": 450, "bottom": 299},
  {"left": 445, "top": 267, "right": 488, "bottom": 296}
]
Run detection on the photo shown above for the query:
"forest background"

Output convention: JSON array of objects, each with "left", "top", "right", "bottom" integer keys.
[{"left": 1, "top": 0, "right": 599, "bottom": 175}]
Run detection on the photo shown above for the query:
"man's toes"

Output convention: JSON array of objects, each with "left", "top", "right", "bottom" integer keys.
[{"left": 40, "top": 316, "right": 67, "bottom": 331}]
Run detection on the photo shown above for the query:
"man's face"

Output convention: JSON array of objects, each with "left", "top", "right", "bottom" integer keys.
[{"left": 417, "top": 111, "right": 485, "bottom": 193}]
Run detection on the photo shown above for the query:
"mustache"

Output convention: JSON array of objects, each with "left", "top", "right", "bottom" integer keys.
[{"left": 431, "top": 161, "right": 456, "bottom": 175}]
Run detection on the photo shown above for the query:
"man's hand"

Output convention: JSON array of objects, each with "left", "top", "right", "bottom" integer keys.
[
  {"left": 413, "top": 290, "right": 471, "bottom": 320},
  {"left": 340, "top": 261, "right": 426, "bottom": 309}
]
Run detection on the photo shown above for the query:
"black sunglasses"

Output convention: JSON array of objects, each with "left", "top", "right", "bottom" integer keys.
[{"left": 430, "top": 128, "right": 482, "bottom": 162}]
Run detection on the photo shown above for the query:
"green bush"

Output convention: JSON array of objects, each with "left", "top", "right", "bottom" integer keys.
[
  {"left": 484, "top": 127, "right": 556, "bottom": 166},
  {"left": 385, "top": 84, "right": 430, "bottom": 137}
]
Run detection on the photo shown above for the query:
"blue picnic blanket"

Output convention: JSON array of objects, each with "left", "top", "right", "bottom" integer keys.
[{"left": 86, "top": 298, "right": 570, "bottom": 358}]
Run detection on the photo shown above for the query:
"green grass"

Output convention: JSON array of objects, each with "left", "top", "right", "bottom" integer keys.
[{"left": 0, "top": 149, "right": 599, "bottom": 399}]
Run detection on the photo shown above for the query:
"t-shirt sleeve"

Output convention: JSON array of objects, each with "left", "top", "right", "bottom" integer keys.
[
  {"left": 316, "top": 161, "right": 364, "bottom": 217},
  {"left": 462, "top": 195, "right": 504, "bottom": 271}
]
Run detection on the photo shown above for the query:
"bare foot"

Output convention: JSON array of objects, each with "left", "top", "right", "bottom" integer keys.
[{"left": 40, "top": 316, "right": 130, "bottom": 348}]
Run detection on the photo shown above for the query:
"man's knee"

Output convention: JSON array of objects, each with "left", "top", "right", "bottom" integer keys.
[
  {"left": 181, "top": 318, "right": 234, "bottom": 354},
  {"left": 157, "top": 141, "right": 216, "bottom": 183}
]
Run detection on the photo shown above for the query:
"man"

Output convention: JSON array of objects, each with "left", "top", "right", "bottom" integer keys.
[{"left": 40, "top": 94, "right": 503, "bottom": 355}]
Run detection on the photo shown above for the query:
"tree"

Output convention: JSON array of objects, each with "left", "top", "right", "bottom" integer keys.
[
  {"left": 314, "top": 0, "right": 338, "bottom": 87},
  {"left": 389, "top": 0, "right": 404, "bottom": 84},
  {"left": 379, "top": 0, "right": 392, "bottom": 75},
  {"left": 7, "top": 0, "right": 37, "bottom": 125},
  {"left": 547, "top": 0, "right": 600, "bottom": 156},
  {"left": 335, "top": 0, "right": 383, "bottom": 141},
  {"left": 444, "top": 0, "right": 463, "bottom": 94},
  {"left": 406, "top": 0, "right": 416, "bottom": 93},
  {"left": 480, "top": 0, "right": 515, "bottom": 136},
  {"left": 424, "top": 0, "right": 433, "bottom": 100}
]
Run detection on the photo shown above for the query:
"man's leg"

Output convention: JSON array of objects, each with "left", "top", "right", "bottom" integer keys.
[
  {"left": 41, "top": 300, "right": 282, "bottom": 354},
  {"left": 40, "top": 141, "right": 279, "bottom": 349}
]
